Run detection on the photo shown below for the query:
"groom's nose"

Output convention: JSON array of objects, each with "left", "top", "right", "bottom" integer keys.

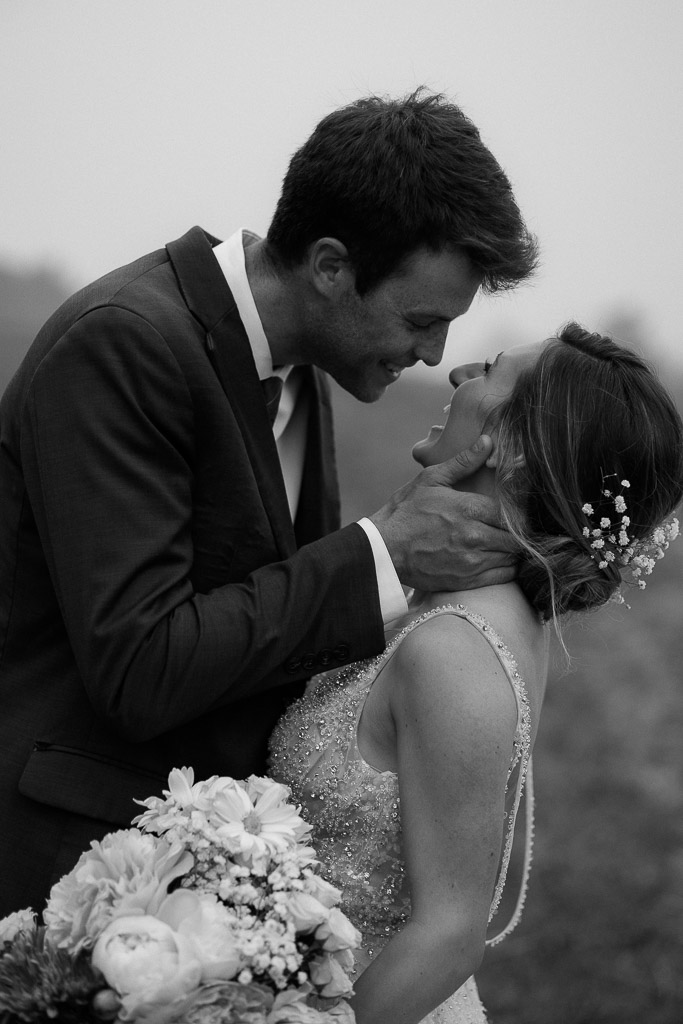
[{"left": 414, "top": 326, "right": 449, "bottom": 367}]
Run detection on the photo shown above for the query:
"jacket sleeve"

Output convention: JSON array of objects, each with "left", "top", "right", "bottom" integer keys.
[{"left": 20, "top": 306, "right": 385, "bottom": 742}]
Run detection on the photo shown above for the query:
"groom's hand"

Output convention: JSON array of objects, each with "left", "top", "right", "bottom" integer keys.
[{"left": 369, "top": 435, "right": 518, "bottom": 593}]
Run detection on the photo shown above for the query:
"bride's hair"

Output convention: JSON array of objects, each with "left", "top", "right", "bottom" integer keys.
[{"left": 494, "top": 323, "right": 683, "bottom": 622}]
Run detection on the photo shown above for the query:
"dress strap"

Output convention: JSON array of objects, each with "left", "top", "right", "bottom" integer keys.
[
  {"left": 411, "top": 604, "right": 534, "bottom": 946},
  {"left": 375, "top": 602, "right": 536, "bottom": 945},
  {"left": 486, "top": 758, "right": 535, "bottom": 946}
]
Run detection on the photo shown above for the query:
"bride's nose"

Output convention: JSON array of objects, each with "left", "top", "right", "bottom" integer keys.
[{"left": 448, "top": 362, "right": 481, "bottom": 389}]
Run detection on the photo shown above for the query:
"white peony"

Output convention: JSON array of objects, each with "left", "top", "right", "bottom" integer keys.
[
  {"left": 91, "top": 914, "right": 202, "bottom": 1018},
  {"left": 44, "top": 829, "right": 193, "bottom": 953},
  {"left": 156, "top": 889, "right": 242, "bottom": 982}
]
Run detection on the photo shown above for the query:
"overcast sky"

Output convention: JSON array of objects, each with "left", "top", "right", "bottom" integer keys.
[{"left": 2, "top": 0, "right": 682, "bottom": 374}]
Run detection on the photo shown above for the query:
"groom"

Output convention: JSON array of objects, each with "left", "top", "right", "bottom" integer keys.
[{"left": 0, "top": 90, "right": 537, "bottom": 915}]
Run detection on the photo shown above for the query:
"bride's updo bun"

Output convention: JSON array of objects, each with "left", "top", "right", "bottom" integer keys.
[
  {"left": 515, "top": 536, "right": 620, "bottom": 619},
  {"left": 494, "top": 323, "right": 683, "bottom": 621}
]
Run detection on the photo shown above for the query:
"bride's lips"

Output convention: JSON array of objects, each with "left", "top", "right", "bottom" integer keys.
[{"left": 424, "top": 404, "right": 451, "bottom": 437}]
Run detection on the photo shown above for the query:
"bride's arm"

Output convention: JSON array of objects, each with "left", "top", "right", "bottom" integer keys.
[{"left": 349, "top": 613, "right": 519, "bottom": 1024}]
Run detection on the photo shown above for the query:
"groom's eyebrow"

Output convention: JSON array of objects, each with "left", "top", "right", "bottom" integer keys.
[
  {"left": 407, "top": 297, "right": 465, "bottom": 320},
  {"left": 407, "top": 307, "right": 453, "bottom": 321}
]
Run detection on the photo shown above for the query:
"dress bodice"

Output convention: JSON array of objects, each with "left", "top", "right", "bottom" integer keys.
[{"left": 269, "top": 604, "right": 535, "bottom": 1023}]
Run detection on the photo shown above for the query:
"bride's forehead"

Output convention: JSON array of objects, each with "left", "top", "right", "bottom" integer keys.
[{"left": 501, "top": 338, "right": 550, "bottom": 369}]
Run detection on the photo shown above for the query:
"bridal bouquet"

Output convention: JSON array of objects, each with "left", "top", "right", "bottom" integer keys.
[{"left": 0, "top": 769, "right": 360, "bottom": 1023}]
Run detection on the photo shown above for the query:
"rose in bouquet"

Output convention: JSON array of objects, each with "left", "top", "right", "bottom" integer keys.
[{"left": 0, "top": 769, "right": 360, "bottom": 1023}]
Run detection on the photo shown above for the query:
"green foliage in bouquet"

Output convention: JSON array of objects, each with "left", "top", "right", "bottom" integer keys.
[{"left": 0, "top": 924, "right": 105, "bottom": 1023}]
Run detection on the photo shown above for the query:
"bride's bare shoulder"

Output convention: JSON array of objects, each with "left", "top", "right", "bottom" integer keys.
[
  {"left": 382, "top": 599, "right": 520, "bottom": 745},
  {"left": 387, "top": 583, "right": 548, "bottom": 714}
]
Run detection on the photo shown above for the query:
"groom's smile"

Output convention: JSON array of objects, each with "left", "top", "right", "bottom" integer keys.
[{"left": 315, "top": 245, "right": 482, "bottom": 403}]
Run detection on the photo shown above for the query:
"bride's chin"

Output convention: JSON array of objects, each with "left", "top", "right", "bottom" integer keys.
[
  {"left": 411, "top": 440, "right": 430, "bottom": 466},
  {"left": 412, "top": 428, "right": 443, "bottom": 466}
]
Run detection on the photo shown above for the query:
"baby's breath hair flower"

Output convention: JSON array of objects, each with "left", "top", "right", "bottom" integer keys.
[{"left": 579, "top": 474, "right": 679, "bottom": 599}]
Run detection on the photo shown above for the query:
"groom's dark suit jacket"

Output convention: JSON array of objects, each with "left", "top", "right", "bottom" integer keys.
[{"left": 0, "top": 227, "right": 385, "bottom": 915}]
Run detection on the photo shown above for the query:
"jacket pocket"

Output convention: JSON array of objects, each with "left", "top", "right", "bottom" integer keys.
[{"left": 19, "top": 743, "right": 166, "bottom": 827}]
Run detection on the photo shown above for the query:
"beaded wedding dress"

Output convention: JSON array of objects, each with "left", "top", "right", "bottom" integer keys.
[{"left": 269, "top": 604, "right": 534, "bottom": 1024}]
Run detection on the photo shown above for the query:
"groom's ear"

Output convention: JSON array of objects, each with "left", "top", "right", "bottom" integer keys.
[{"left": 308, "top": 238, "right": 356, "bottom": 298}]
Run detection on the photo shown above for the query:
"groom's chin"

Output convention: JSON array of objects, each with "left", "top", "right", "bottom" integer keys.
[{"left": 334, "top": 374, "right": 390, "bottom": 405}]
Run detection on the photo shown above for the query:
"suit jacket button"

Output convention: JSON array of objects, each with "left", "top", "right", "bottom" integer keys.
[
  {"left": 284, "top": 657, "right": 300, "bottom": 674},
  {"left": 301, "top": 652, "right": 317, "bottom": 671},
  {"left": 333, "top": 643, "right": 350, "bottom": 661},
  {"left": 318, "top": 648, "right": 334, "bottom": 667}
]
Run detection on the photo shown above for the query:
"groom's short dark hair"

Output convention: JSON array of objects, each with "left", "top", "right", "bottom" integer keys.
[{"left": 266, "top": 88, "right": 538, "bottom": 295}]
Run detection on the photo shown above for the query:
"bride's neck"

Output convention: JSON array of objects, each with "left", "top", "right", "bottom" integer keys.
[{"left": 406, "top": 589, "right": 457, "bottom": 613}]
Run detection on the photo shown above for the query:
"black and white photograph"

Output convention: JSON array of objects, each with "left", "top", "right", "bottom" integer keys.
[{"left": 0, "top": 3, "right": 682, "bottom": 1022}]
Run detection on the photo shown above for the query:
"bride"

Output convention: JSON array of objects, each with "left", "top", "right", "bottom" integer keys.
[{"left": 269, "top": 322, "right": 683, "bottom": 1024}]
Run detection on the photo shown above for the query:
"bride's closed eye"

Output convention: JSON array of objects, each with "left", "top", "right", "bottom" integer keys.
[{"left": 483, "top": 359, "right": 492, "bottom": 374}]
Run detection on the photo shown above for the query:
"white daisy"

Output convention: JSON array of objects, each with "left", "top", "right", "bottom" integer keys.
[{"left": 212, "top": 779, "right": 310, "bottom": 859}]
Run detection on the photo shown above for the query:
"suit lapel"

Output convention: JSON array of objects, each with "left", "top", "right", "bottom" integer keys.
[
  {"left": 295, "top": 367, "right": 341, "bottom": 545},
  {"left": 166, "top": 226, "right": 227, "bottom": 327},
  {"left": 166, "top": 227, "right": 296, "bottom": 559}
]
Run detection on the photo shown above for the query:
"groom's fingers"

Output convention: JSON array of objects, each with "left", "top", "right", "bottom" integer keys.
[
  {"left": 435, "top": 481, "right": 518, "bottom": 551},
  {"left": 427, "top": 435, "right": 493, "bottom": 486},
  {"left": 475, "top": 522, "right": 519, "bottom": 557},
  {"left": 463, "top": 563, "right": 517, "bottom": 588}
]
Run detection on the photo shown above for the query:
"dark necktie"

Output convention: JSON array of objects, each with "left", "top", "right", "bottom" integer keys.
[{"left": 261, "top": 375, "right": 284, "bottom": 428}]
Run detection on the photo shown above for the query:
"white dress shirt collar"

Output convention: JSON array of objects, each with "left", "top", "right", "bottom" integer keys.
[{"left": 212, "top": 229, "right": 292, "bottom": 384}]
